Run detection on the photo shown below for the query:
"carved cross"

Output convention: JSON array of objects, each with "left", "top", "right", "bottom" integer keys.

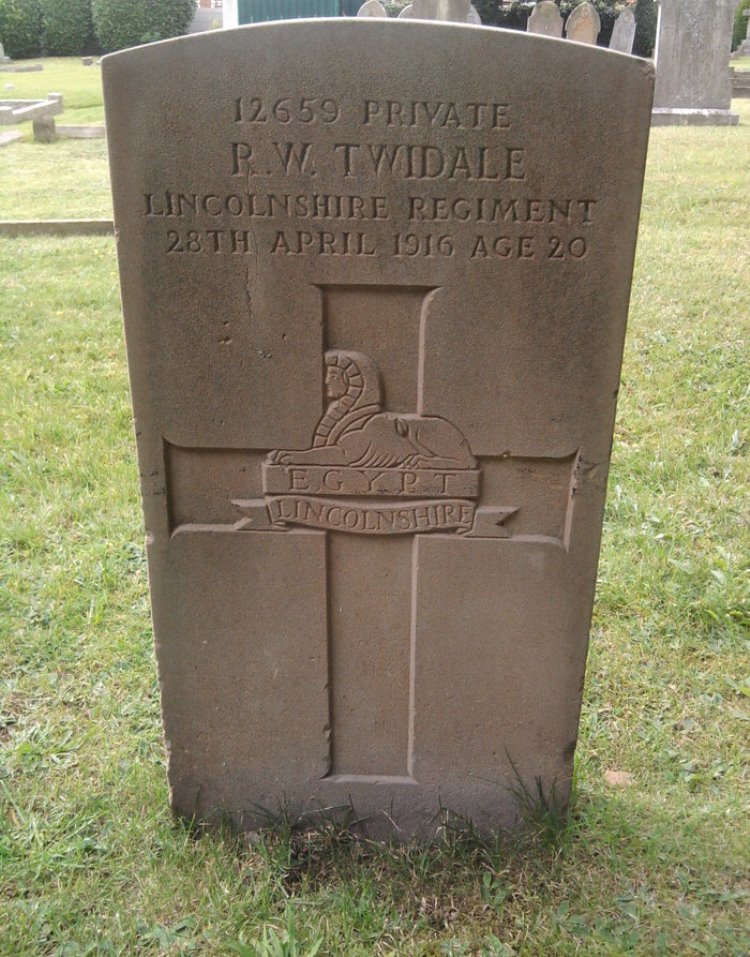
[{"left": 168, "top": 284, "right": 578, "bottom": 782}]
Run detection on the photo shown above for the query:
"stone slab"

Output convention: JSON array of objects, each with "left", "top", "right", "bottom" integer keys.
[
  {"left": 0, "top": 129, "right": 22, "bottom": 148},
  {"left": 654, "top": 0, "right": 736, "bottom": 111},
  {"left": 609, "top": 8, "right": 636, "bottom": 54},
  {"left": 0, "top": 64, "right": 43, "bottom": 73},
  {"left": 565, "top": 2, "right": 601, "bottom": 45},
  {"left": 103, "top": 21, "right": 654, "bottom": 838},
  {"left": 651, "top": 107, "right": 740, "bottom": 125},
  {"left": 527, "top": 1, "right": 563, "bottom": 39},
  {"left": 0, "top": 219, "right": 114, "bottom": 236},
  {"left": 0, "top": 95, "right": 63, "bottom": 125},
  {"left": 56, "top": 124, "right": 106, "bottom": 138}
]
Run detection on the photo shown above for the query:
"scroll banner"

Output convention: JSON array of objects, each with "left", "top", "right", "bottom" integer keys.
[{"left": 233, "top": 496, "right": 518, "bottom": 538}]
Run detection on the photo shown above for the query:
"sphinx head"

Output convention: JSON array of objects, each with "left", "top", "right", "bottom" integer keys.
[{"left": 324, "top": 350, "right": 382, "bottom": 409}]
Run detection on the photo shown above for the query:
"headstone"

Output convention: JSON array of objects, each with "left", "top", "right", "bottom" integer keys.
[
  {"left": 653, "top": 0, "right": 738, "bottom": 125},
  {"left": 565, "top": 2, "right": 601, "bottom": 45},
  {"left": 357, "top": 0, "right": 387, "bottom": 16},
  {"left": 527, "top": 1, "right": 563, "bottom": 39},
  {"left": 32, "top": 115, "right": 56, "bottom": 142},
  {"left": 411, "top": 0, "right": 471, "bottom": 22},
  {"left": 467, "top": 5, "right": 481, "bottom": 25},
  {"left": 397, "top": 4, "right": 416, "bottom": 16},
  {"left": 103, "top": 20, "right": 654, "bottom": 838},
  {"left": 609, "top": 8, "right": 636, "bottom": 54},
  {"left": 82, "top": 56, "right": 94, "bottom": 66},
  {"left": 0, "top": 41, "right": 9, "bottom": 63}
]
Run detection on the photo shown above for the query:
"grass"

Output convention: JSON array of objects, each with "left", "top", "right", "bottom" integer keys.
[
  {"left": 1, "top": 70, "right": 749, "bottom": 957},
  {"left": 0, "top": 57, "right": 105, "bottom": 124}
]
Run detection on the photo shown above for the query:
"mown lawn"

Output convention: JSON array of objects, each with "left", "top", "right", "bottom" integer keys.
[{"left": 0, "top": 68, "right": 748, "bottom": 957}]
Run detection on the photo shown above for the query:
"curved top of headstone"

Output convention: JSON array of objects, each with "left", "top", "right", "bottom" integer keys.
[
  {"left": 397, "top": 3, "right": 416, "bottom": 16},
  {"left": 411, "top": 0, "right": 472, "bottom": 22},
  {"left": 609, "top": 8, "right": 635, "bottom": 54},
  {"left": 357, "top": 0, "right": 387, "bottom": 16},
  {"left": 527, "top": 1, "right": 563, "bottom": 38},
  {"left": 565, "top": 1, "right": 601, "bottom": 44}
]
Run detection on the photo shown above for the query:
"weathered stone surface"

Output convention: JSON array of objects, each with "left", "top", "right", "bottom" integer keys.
[
  {"left": 357, "top": 0, "right": 387, "bottom": 16},
  {"left": 397, "top": 4, "right": 415, "bottom": 16},
  {"left": 565, "top": 2, "right": 600, "bottom": 45},
  {"left": 32, "top": 115, "right": 56, "bottom": 142},
  {"left": 527, "top": 1, "right": 563, "bottom": 39},
  {"left": 411, "top": 0, "right": 470, "bottom": 22},
  {"left": 654, "top": 0, "right": 737, "bottom": 123},
  {"left": 103, "top": 21, "right": 654, "bottom": 838},
  {"left": 609, "top": 8, "right": 636, "bottom": 54}
]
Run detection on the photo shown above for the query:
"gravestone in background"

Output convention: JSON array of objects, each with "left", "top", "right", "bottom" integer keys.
[
  {"left": 609, "top": 8, "right": 636, "bottom": 54},
  {"left": 104, "top": 21, "right": 654, "bottom": 838},
  {"left": 653, "top": 0, "right": 738, "bottom": 125},
  {"left": 411, "top": 0, "right": 471, "bottom": 21},
  {"left": 527, "top": 1, "right": 563, "bottom": 39},
  {"left": 357, "top": 0, "right": 387, "bottom": 16},
  {"left": 565, "top": 1, "right": 601, "bottom": 45}
]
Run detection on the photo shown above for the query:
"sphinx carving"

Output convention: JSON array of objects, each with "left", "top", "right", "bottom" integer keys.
[{"left": 268, "top": 350, "right": 477, "bottom": 471}]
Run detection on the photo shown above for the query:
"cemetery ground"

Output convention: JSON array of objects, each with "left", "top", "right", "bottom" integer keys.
[{"left": 1, "top": 60, "right": 749, "bottom": 957}]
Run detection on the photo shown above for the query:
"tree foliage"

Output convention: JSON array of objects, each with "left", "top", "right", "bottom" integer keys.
[
  {"left": 733, "top": 0, "right": 750, "bottom": 51},
  {"left": 0, "top": 0, "right": 43, "bottom": 58},
  {"left": 40, "top": 0, "right": 94, "bottom": 55},
  {"left": 91, "top": 0, "right": 194, "bottom": 53}
]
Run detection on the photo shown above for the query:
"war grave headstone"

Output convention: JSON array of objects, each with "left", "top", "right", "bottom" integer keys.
[
  {"left": 565, "top": 2, "right": 601, "bottom": 46},
  {"left": 527, "top": 1, "right": 563, "bottom": 39},
  {"left": 609, "top": 8, "right": 636, "bottom": 55},
  {"left": 653, "top": 0, "right": 739, "bottom": 126},
  {"left": 103, "top": 21, "right": 654, "bottom": 837}
]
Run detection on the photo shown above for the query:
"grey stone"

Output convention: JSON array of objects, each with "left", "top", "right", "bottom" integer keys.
[
  {"left": 653, "top": 0, "right": 738, "bottom": 124},
  {"left": 565, "top": 2, "right": 601, "bottom": 45},
  {"left": 467, "top": 4, "right": 481, "bottom": 25},
  {"left": 397, "top": 4, "right": 415, "bottom": 16},
  {"left": 0, "top": 63, "right": 43, "bottom": 73},
  {"left": 357, "top": 0, "right": 387, "bottom": 15},
  {"left": 0, "top": 129, "right": 21, "bottom": 148},
  {"left": 103, "top": 20, "right": 654, "bottom": 839},
  {"left": 731, "top": 69, "right": 750, "bottom": 97},
  {"left": 56, "top": 124, "right": 106, "bottom": 138},
  {"left": 609, "top": 8, "right": 636, "bottom": 54},
  {"left": 0, "top": 95, "right": 64, "bottom": 125},
  {"left": 527, "top": 1, "right": 563, "bottom": 39},
  {"left": 33, "top": 115, "right": 56, "bottom": 142},
  {"left": 411, "top": 0, "right": 471, "bottom": 21}
]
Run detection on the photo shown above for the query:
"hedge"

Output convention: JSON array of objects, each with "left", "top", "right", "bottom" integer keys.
[
  {"left": 633, "top": 0, "right": 656, "bottom": 58},
  {"left": 91, "top": 0, "right": 194, "bottom": 53},
  {"left": 0, "top": 0, "right": 43, "bottom": 58},
  {"left": 41, "top": 0, "right": 94, "bottom": 55},
  {"left": 734, "top": 0, "right": 750, "bottom": 51}
]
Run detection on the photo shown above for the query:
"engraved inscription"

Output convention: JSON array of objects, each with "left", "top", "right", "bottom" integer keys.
[{"left": 141, "top": 92, "right": 600, "bottom": 261}]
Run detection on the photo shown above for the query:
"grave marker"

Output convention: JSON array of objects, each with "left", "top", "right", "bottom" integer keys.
[
  {"left": 609, "top": 8, "right": 636, "bottom": 54},
  {"left": 104, "top": 21, "right": 654, "bottom": 837},
  {"left": 653, "top": 0, "right": 738, "bottom": 125},
  {"left": 527, "top": 1, "right": 563, "bottom": 39},
  {"left": 565, "top": 2, "right": 601, "bottom": 45}
]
